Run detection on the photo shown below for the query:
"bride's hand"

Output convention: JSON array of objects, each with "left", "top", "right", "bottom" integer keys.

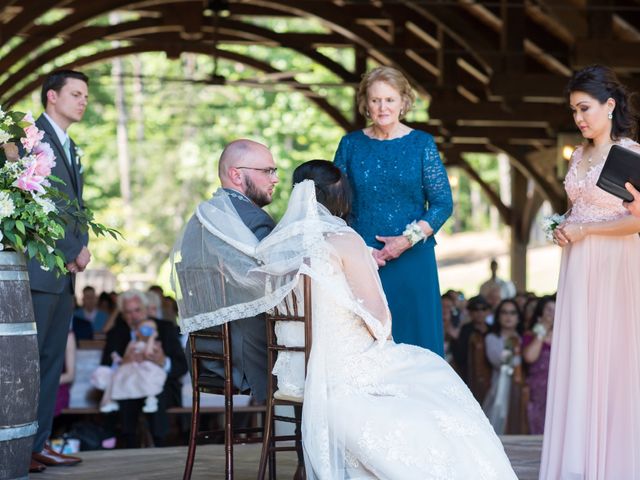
[
  {"left": 375, "top": 235, "right": 411, "bottom": 261},
  {"left": 370, "top": 248, "right": 386, "bottom": 267}
]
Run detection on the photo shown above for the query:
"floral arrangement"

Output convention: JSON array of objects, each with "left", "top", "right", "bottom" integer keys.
[
  {"left": 0, "top": 107, "right": 118, "bottom": 273},
  {"left": 540, "top": 213, "right": 565, "bottom": 242}
]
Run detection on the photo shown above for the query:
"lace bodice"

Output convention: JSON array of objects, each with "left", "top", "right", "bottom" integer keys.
[
  {"left": 565, "top": 138, "right": 639, "bottom": 223},
  {"left": 334, "top": 129, "right": 453, "bottom": 248}
]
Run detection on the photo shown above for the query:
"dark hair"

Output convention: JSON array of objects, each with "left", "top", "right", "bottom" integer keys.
[
  {"left": 490, "top": 299, "right": 524, "bottom": 336},
  {"left": 82, "top": 285, "right": 96, "bottom": 293},
  {"left": 41, "top": 70, "right": 89, "bottom": 108},
  {"left": 292, "top": 160, "right": 352, "bottom": 221},
  {"left": 565, "top": 64, "right": 638, "bottom": 141},
  {"left": 532, "top": 295, "right": 555, "bottom": 324}
]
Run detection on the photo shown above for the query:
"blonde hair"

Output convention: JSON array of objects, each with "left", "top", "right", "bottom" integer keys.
[{"left": 356, "top": 66, "right": 416, "bottom": 120}]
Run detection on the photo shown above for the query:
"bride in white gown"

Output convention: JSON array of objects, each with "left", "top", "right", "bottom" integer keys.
[{"left": 172, "top": 160, "right": 517, "bottom": 480}]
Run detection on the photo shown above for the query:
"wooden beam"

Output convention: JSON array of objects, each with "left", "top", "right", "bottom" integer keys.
[
  {"left": 572, "top": 40, "right": 640, "bottom": 70},
  {"left": 587, "top": 0, "right": 614, "bottom": 39},
  {"left": 500, "top": 0, "right": 526, "bottom": 73}
]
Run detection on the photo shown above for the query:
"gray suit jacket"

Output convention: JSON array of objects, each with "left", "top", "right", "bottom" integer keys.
[
  {"left": 188, "top": 188, "right": 275, "bottom": 402},
  {"left": 27, "top": 115, "right": 88, "bottom": 293}
]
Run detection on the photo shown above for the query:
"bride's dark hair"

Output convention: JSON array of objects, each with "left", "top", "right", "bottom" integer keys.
[{"left": 292, "top": 160, "right": 352, "bottom": 221}]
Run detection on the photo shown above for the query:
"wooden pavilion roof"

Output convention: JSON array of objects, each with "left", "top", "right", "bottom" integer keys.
[{"left": 1, "top": 0, "right": 639, "bottom": 215}]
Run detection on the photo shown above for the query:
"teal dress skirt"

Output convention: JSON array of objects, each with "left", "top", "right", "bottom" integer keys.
[{"left": 334, "top": 129, "right": 453, "bottom": 356}]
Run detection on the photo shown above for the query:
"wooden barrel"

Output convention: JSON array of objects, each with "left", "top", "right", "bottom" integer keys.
[{"left": 0, "top": 251, "right": 40, "bottom": 480}]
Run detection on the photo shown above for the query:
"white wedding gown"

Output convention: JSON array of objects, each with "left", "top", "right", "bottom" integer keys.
[
  {"left": 273, "top": 231, "right": 517, "bottom": 480},
  {"left": 172, "top": 181, "right": 517, "bottom": 480}
]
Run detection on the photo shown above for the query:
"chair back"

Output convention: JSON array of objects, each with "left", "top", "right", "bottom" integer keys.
[{"left": 265, "top": 274, "right": 312, "bottom": 400}]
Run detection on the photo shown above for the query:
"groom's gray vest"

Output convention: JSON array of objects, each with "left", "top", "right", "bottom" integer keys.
[{"left": 187, "top": 188, "right": 275, "bottom": 402}]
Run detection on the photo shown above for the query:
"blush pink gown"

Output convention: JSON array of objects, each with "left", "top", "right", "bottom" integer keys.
[{"left": 540, "top": 138, "right": 640, "bottom": 480}]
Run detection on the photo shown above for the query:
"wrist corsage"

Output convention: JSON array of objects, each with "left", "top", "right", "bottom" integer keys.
[
  {"left": 402, "top": 220, "right": 426, "bottom": 247},
  {"left": 532, "top": 323, "right": 547, "bottom": 340}
]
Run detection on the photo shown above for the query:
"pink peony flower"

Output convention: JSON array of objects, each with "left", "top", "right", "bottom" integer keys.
[
  {"left": 32, "top": 142, "right": 55, "bottom": 177},
  {"left": 14, "top": 161, "right": 45, "bottom": 194},
  {"left": 21, "top": 124, "right": 44, "bottom": 152}
]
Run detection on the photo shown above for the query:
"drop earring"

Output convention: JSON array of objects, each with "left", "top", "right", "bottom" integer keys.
[{"left": 608, "top": 111, "right": 613, "bottom": 120}]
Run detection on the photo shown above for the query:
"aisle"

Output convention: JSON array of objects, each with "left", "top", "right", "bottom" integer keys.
[{"left": 36, "top": 436, "right": 542, "bottom": 479}]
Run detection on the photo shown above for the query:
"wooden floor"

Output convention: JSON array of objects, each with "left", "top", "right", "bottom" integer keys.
[{"left": 34, "top": 436, "right": 541, "bottom": 479}]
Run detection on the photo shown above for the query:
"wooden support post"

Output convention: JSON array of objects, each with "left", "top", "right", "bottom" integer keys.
[
  {"left": 354, "top": 46, "right": 367, "bottom": 129},
  {"left": 510, "top": 163, "right": 529, "bottom": 292}
]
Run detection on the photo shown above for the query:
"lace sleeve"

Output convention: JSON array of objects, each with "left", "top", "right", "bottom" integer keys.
[
  {"left": 333, "top": 135, "right": 350, "bottom": 174},
  {"left": 420, "top": 138, "right": 453, "bottom": 233},
  {"left": 329, "top": 232, "right": 391, "bottom": 340}
]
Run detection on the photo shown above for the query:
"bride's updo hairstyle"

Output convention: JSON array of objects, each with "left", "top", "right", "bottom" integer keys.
[
  {"left": 292, "top": 160, "right": 352, "bottom": 221},
  {"left": 565, "top": 64, "right": 638, "bottom": 141}
]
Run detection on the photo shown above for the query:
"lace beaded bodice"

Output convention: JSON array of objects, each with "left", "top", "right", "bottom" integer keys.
[
  {"left": 565, "top": 138, "right": 639, "bottom": 223},
  {"left": 334, "top": 129, "right": 453, "bottom": 248}
]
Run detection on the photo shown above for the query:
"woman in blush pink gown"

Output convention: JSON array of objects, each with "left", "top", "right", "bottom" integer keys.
[{"left": 540, "top": 65, "right": 640, "bottom": 479}]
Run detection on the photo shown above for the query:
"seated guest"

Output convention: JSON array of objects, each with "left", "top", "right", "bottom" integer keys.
[
  {"left": 100, "top": 289, "right": 187, "bottom": 447},
  {"left": 73, "top": 286, "right": 108, "bottom": 339},
  {"left": 95, "top": 318, "right": 167, "bottom": 414}
]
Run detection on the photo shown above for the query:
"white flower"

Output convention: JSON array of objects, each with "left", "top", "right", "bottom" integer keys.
[
  {"left": 540, "top": 213, "right": 565, "bottom": 242},
  {"left": 0, "top": 191, "right": 15, "bottom": 218},
  {"left": 0, "top": 129, "right": 11, "bottom": 144},
  {"left": 33, "top": 194, "right": 56, "bottom": 214},
  {"left": 0, "top": 230, "right": 3, "bottom": 249}
]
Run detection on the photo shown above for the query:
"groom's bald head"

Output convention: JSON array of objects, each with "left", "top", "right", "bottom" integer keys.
[{"left": 218, "top": 139, "right": 278, "bottom": 206}]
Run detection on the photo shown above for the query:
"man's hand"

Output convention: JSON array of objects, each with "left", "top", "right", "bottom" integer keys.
[
  {"left": 65, "top": 261, "right": 80, "bottom": 274},
  {"left": 375, "top": 235, "right": 411, "bottom": 262},
  {"left": 74, "top": 246, "right": 91, "bottom": 272},
  {"left": 145, "top": 344, "right": 167, "bottom": 368},
  {"left": 623, "top": 182, "right": 640, "bottom": 218}
]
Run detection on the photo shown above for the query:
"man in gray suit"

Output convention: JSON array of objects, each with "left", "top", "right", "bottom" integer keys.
[
  {"left": 186, "top": 139, "right": 278, "bottom": 402},
  {"left": 29, "top": 70, "right": 90, "bottom": 472}
]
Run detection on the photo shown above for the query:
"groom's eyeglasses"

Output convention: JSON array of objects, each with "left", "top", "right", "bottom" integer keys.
[{"left": 236, "top": 166, "right": 278, "bottom": 176}]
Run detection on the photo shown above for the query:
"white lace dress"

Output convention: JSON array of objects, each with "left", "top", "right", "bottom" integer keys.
[{"left": 275, "top": 233, "right": 518, "bottom": 480}]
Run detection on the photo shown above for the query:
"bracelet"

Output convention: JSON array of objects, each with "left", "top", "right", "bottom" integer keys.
[{"left": 402, "top": 221, "right": 427, "bottom": 247}]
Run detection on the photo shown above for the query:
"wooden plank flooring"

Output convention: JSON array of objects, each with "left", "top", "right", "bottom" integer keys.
[{"left": 34, "top": 435, "right": 542, "bottom": 479}]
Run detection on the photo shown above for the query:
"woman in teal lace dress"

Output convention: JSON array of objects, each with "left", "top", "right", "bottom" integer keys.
[{"left": 334, "top": 66, "right": 453, "bottom": 355}]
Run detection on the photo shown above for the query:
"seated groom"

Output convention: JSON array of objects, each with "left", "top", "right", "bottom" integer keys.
[{"left": 178, "top": 139, "right": 279, "bottom": 403}]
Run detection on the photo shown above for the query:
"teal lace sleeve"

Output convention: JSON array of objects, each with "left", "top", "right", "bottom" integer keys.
[{"left": 420, "top": 139, "right": 453, "bottom": 234}]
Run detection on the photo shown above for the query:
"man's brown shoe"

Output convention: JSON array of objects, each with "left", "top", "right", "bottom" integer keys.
[
  {"left": 32, "top": 445, "right": 82, "bottom": 466},
  {"left": 29, "top": 458, "right": 47, "bottom": 473}
]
